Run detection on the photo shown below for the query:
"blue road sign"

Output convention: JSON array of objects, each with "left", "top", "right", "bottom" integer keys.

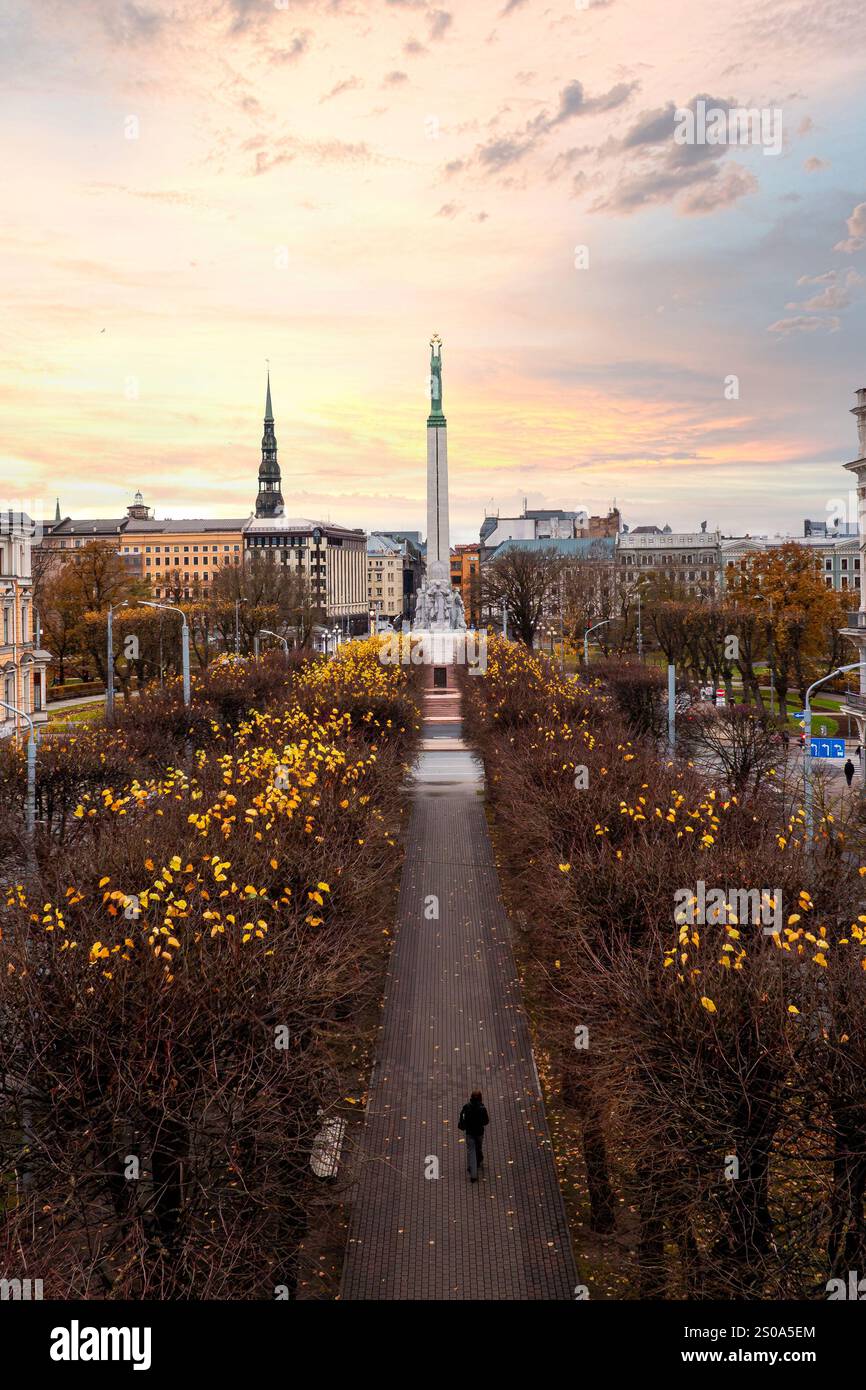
[{"left": 810, "top": 738, "right": 846, "bottom": 760}]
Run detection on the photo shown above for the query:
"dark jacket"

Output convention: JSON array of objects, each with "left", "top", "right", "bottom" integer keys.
[{"left": 459, "top": 1100, "right": 489, "bottom": 1138}]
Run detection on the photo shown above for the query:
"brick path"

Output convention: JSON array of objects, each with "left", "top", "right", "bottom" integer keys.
[{"left": 341, "top": 672, "right": 576, "bottom": 1300}]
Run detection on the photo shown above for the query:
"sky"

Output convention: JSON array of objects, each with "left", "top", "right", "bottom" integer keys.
[{"left": 2, "top": 0, "right": 865, "bottom": 542}]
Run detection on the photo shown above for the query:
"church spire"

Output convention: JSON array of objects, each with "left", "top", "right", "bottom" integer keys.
[
  {"left": 54, "top": 497, "right": 61, "bottom": 524},
  {"left": 256, "top": 371, "right": 284, "bottom": 519}
]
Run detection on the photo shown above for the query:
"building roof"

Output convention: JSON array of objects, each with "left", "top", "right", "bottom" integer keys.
[
  {"left": 48, "top": 517, "right": 127, "bottom": 536},
  {"left": 367, "top": 533, "right": 403, "bottom": 555},
  {"left": 123, "top": 518, "right": 247, "bottom": 535},
  {"left": 618, "top": 531, "right": 720, "bottom": 549},
  {"left": 489, "top": 537, "right": 615, "bottom": 559},
  {"left": 244, "top": 515, "right": 364, "bottom": 539}
]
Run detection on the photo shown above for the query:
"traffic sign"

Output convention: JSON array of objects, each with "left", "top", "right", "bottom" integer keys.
[{"left": 810, "top": 738, "right": 846, "bottom": 760}]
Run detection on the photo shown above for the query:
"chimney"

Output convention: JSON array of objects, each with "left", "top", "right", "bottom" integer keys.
[{"left": 853, "top": 387, "right": 866, "bottom": 458}]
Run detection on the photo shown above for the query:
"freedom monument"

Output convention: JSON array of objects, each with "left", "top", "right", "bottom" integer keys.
[{"left": 413, "top": 335, "right": 467, "bottom": 634}]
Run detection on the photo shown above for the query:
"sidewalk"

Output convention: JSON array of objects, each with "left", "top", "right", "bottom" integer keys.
[{"left": 341, "top": 668, "right": 576, "bottom": 1300}]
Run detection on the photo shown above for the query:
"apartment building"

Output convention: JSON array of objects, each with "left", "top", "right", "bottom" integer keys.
[{"left": 1, "top": 511, "right": 51, "bottom": 736}]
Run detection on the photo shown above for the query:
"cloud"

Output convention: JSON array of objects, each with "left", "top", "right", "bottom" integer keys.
[
  {"left": 790, "top": 286, "right": 852, "bottom": 311},
  {"left": 767, "top": 315, "right": 841, "bottom": 335},
  {"left": 595, "top": 95, "right": 765, "bottom": 216},
  {"left": 435, "top": 202, "right": 460, "bottom": 218},
  {"left": 834, "top": 201, "right": 866, "bottom": 254},
  {"left": 472, "top": 77, "right": 637, "bottom": 179},
  {"left": 803, "top": 155, "right": 829, "bottom": 172},
  {"left": 320, "top": 76, "right": 361, "bottom": 102},
  {"left": 477, "top": 136, "right": 532, "bottom": 170},
  {"left": 429, "top": 10, "right": 452, "bottom": 40},
  {"left": 786, "top": 267, "right": 864, "bottom": 312},
  {"left": 97, "top": 0, "right": 166, "bottom": 44},
  {"left": 249, "top": 135, "right": 374, "bottom": 175},
  {"left": 678, "top": 164, "right": 757, "bottom": 214},
  {"left": 384, "top": 70, "right": 409, "bottom": 85},
  {"left": 270, "top": 31, "right": 312, "bottom": 63}
]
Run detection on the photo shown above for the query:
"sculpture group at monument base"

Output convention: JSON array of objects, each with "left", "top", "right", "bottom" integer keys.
[{"left": 412, "top": 576, "right": 466, "bottom": 632}]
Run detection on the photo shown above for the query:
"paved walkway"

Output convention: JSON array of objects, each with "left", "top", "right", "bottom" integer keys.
[{"left": 341, "top": 671, "right": 576, "bottom": 1300}]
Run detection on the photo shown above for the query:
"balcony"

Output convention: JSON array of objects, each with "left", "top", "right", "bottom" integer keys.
[{"left": 847, "top": 610, "right": 866, "bottom": 628}]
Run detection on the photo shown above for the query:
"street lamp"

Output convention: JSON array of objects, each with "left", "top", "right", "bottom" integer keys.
[
  {"left": 584, "top": 618, "right": 613, "bottom": 666},
  {"left": 255, "top": 628, "right": 289, "bottom": 664},
  {"left": 804, "top": 661, "right": 866, "bottom": 846},
  {"left": 0, "top": 698, "right": 38, "bottom": 839},
  {"left": 106, "top": 598, "right": 137, "bottom": 723},
  {"left": 636, "top": 584, "right": 646, "bottom": 662},
  {"left": 234, "top": 597, "right": 247, "bottom": 657},
  {"left": 141, "top": 601, "right": 191, "bottom": 706},
  {"left": 501, "top": 598, "right": 508, "bottom": 640}
]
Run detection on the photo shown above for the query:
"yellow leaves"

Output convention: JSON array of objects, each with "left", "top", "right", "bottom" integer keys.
[
  {"left": 788, "top": 1005, "right": 799, "bottom": 1015},
  {"left": 813, "top": 952, "right": 828, "bottom": 968},
  {"left": 558, "top": 863, "right": 571, "bottom": 874},
  {"left": 98, "top": 876, "right": 110, "bottom": 888},
  {"left": 700, "top": 997, "right": 717, "bottom": 1015}
]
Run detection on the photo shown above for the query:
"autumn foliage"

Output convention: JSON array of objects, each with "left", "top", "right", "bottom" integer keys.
[
  {"left": 463, "top": 636, "right": 866, "bottom": 1299},
  {"left": 0, "top": 641, "right": 420, "bottom": 1298}
]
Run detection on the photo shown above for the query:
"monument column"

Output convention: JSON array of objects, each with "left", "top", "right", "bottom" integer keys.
[{"left": 426, "top": 334, "right": 450, "bottom": 584}]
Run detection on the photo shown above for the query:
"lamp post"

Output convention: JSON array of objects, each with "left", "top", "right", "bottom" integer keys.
[
  {"left": 636, "top": 586, "right": 644, "bottom": 662},
  {"left": 234, "top": 597, "right": 246, "bottom": 657},
  {"left": 256, "top": 628, "right": 289, "bottom": 665},
  {"left": 106, "top": 598, "right": 135, "bottom": 724},
  {"left": 501, "top": 598, "right": 508, "bottom": 640},
  {"left": 584, "top": 618, "right": 613, "bottom": 667},
  {"left": 804, "top": 661, "right": 866, "bottom": 847},
  {"left": 0, "top": 698, "right": 38, "bottom": 839},
  {"left": 141, "top": 601, "right": 190, "bottom": 706}
]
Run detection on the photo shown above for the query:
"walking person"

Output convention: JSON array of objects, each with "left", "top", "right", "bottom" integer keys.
[
  {"left": 857, "top": 744, "right": 862, "bottom": 765},
  {"left": 458, "top": 1090, "right": 489, "bottom": 1183},
  {"left": 845, "top": 758, "right": 856, "bottom": 788}
]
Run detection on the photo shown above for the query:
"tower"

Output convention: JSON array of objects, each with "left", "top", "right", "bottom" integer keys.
[
  {"left": 426, "top": 335, "right": 450, "bottom": 583},
  {"left": 255, "top": 372, "right": 284, "bottom": 519},
  {"left": 414, "top": 335, "right": 465, "bottom": 632}
]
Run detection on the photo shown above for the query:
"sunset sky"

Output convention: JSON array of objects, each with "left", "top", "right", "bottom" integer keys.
[{"left": 2, "top": 0, "right": 865, "bottom": 540}]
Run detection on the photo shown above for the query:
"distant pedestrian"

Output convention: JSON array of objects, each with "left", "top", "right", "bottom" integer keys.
[
  {"left": 845, "top": 759, "right": 856, "bottom": 788},
  {"left": 458, "top": 1090, "right": 489, "bottom": 1183},
  {"left": 857, "top": 745, "right": 863, "bottom": 765},
  {"left": 781, "top": 729, "right": 790, "bottom": 751}
]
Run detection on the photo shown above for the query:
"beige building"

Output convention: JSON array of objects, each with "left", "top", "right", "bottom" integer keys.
[
  {"left": 1, "top": 511, "right": 51, "bottom": 736},
  {"left": 368, "top": 533, "right": 404, "bottom": 623},
  {"left": 122, "top": 517, "right": 245, "bottom": 598},
  {"left": 42, "top": 492, "right": 245, "bottom": 599}
]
